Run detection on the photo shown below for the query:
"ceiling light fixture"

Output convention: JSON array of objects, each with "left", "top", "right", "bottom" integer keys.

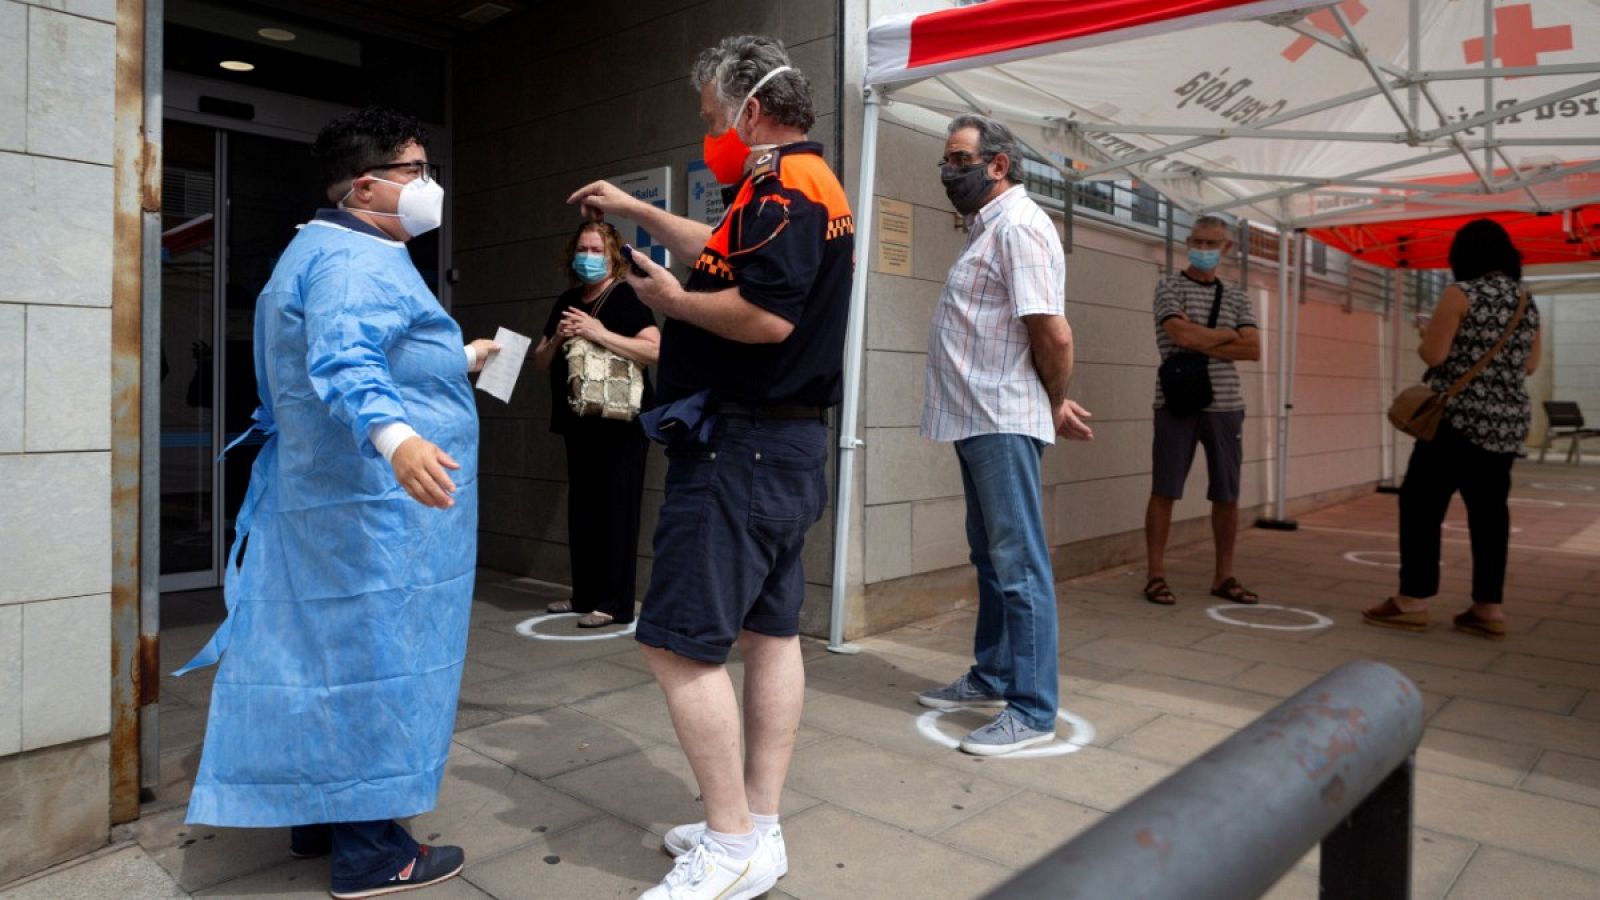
[
  {"left": 257, "top": 27, "right": 296, "bottom": 41},
  {"left": 219, "top": 60, "right": 255, "bottom": 72}
]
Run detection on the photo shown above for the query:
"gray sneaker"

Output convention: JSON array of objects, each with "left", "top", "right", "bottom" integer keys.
[
  {"left": 917, "top": 673, "right": 1006, "bottom": 711},
  {"left": 959, "top": 710, "right": 1055, "bottom": 756}
]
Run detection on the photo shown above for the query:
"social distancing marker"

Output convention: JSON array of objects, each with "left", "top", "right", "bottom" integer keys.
[
  {"left": 516, "top": 613, "right": 638, "bottom": 642},
  {"left": 1343, "top": 550, "right": 1400, "bottom": 568},
  {"left": 1530, "top": 482, "right": 1596, "bottom": 492},
  {"left": 1205, "top": 603, "right": 1333, "bottom": 632},
  {"left": 1443, "top": 522, "right": 1520, "bottom": 534},
  {"left": 915, "top": 708, "right": 1095, "bottom": 759}
]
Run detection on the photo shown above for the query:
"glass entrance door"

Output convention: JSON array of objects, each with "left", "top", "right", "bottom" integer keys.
[{"left": 158, "top": 123, "right": 322, "bottom": 590}]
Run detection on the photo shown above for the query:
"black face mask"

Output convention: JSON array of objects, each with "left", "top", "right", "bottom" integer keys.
[{"left": 941, "top": 162, "right": 996, "bottom": 216}]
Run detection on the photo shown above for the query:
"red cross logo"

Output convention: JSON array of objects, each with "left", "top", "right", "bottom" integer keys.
[
  {"left": 1282, "top": 1, "right": 1369, "bottom": 63},
  {"left": 1463, "top": 4, "right": 1573, "bottom": 70}
]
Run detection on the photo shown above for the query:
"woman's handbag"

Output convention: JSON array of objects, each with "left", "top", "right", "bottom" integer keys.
[
  {"left": 562, "top": 285, "right": 644, "bottom": 421},
  {"left": 1158, "top": 280, "right": 1225, "bottom": 416},
  {"left": 1387, "top": 290, "right": 1528, "bottom": 440}
]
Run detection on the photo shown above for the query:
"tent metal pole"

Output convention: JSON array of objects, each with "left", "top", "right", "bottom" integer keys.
[
  {"left": 1257, "top": 228, "right": 1298, "bottom": 530},
  {"left": 827, "top": 86, "right": 881, "bottom": 655},
  {"left": 1379, "top": 265, "right": 1406, "bottom": 494},
  {"left": 1482, "top": 0, "right": 1495, "bottom": 179}
]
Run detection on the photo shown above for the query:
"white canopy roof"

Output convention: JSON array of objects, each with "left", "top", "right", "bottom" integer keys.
[{"left": 865, "top": 0, "right": 1600, "bottom": 229}]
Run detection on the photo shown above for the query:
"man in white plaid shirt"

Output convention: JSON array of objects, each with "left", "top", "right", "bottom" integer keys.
[{"left": 916, "top": 114, "right": 1093, "bottom": 756}]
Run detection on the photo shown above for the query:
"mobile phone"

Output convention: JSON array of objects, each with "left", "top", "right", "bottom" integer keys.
[{"left": 621, "top": 244, "right": 648, "bottom": 277}]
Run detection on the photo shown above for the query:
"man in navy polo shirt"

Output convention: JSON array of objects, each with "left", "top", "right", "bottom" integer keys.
[{"left": 568, "top": 35, "right": 851, "bottom": 900}]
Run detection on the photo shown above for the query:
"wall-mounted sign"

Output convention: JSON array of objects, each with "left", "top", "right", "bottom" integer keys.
[
  {"left": 875, "top": 196, "right": 913, "bottom": 276},
  {"left": 606, "top": 166, "right": 672, "bottom": 268}
]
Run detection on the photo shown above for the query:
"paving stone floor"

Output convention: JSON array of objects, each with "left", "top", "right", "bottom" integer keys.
[{"left": 6, "top": 462, "right": 1600, "bottom": 899}]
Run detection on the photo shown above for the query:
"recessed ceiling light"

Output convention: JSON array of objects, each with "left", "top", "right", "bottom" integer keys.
[
  {"left": 257, "top": 27, "right": 296, "bottom": 41},
  {"left": 219, "top": 60, "right": 255, "bottom": 72}
]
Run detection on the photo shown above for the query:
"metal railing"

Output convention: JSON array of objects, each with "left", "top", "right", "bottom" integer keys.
[{"left": 983, "top": 660, "right": 1425, "bottom": 900}]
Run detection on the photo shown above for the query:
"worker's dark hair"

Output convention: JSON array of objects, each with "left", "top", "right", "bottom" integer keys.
[
  {"left": 312, "top": 106, "right": 430, "bottom": 201},
  {"left": 1448, "top": 218, "right": 1522, "bottom": 282}
]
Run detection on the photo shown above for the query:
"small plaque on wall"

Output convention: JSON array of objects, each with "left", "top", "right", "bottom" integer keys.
[{"left": 875, "top": 197, "right": 914, "bottom": 276}]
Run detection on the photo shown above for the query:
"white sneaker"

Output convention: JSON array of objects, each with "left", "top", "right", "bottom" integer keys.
[
  {"left": 662, "top": 822, "right": 787, "bottom": 877},
  {"left": 640, "top": 836, "right": 780, "bottom": 900}
]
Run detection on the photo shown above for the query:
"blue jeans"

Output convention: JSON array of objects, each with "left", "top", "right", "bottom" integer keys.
[
  {"left": 955, "top": 433, "right": 1059, "bottom": 732},
  {"left": 291, "top": 820, "right": 418, "bottom": 892}
]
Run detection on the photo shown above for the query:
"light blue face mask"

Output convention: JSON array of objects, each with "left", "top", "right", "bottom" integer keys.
[
  {"left": 1188, "top": 248, "right": 1222, "bottom": 271},
  {"left": 572, "top": 252, "right": 610, "bottom": 284}
]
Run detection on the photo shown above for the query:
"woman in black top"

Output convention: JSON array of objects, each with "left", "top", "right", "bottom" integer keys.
[
  {"left": 531, "top": 222, "right": 659, "bottom": 627},
  {"left": 1364, "top": 219, "right": 1542, "bottom": 640}
]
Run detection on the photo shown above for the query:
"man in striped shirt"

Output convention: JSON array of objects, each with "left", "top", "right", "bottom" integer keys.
[
  {"left": 1142, "top": 215, "right": 1262, "bottom": 607},
  {"left": 916, "top": 114, "right": 1093, "bottom": 756}
]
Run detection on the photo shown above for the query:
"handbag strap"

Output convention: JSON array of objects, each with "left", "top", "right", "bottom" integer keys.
[
  {"left": 1205, "top": 280, "right": 1225, "bottom": 328},
  {"left": 584, "top": 280, "right": 619, "bottom": 318},
  {"left": 1442, "top": 287, "right": 1529, "bottom": 400}
]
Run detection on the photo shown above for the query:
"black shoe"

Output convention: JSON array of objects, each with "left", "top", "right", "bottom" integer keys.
[
  {"left": 329, "top": 845, "right": 465, "bottom": 899},
  {"left": 290, "top": 825, "right": 332, "bottom": 859}
]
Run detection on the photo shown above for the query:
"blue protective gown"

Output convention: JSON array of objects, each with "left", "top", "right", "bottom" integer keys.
[{"left": 178, "top": 213, "right": 478, "bottom": 827}]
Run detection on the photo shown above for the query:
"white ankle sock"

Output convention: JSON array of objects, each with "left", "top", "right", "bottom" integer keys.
[
  {"left": 750, "top": 812, "right": 779, "bottom": 829},
  {"left": 704, "top": 826, "right": 760, "bottom": 860}
]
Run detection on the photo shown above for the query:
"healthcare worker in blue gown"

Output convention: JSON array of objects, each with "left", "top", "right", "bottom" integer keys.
[{"left": 175, "top": 107, "right": 499, "bottom": 899}]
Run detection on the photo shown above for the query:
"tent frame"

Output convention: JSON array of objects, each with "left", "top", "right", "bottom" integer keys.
[{"left": 827, "top": 0, "right": 1599, "bottom": 649}]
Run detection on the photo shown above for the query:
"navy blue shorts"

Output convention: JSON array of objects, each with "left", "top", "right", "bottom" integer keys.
[{"left": 636, "top": 415, "right": 829, "bottom": 664}]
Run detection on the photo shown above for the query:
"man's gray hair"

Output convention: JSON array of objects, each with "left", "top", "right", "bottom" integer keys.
[
  {"left": 1192, "top": 214, "right": 1231, "bottom": 233},
  {"left": 692, "top": 35, "right": 816, "bottom": 132},
  {"left": 948, "top": 114, "right": 1024, "bottom": 185}
]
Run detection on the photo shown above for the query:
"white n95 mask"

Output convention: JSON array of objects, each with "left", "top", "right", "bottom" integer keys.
[{"left": 343, "top": 175, "right": 445, "bottom": 238}]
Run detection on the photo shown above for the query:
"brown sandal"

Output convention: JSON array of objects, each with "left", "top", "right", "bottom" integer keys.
[
  {"left": 575, "top": 612, "right": 616, "bottom": 628},
  {"left": 1453, "top": 609, "right": 1507, "bottom": 641},
  {"left": 1210, "top": 577, "right": 1259, "bottom": 605},
  {"left": 547, "top": 600, "right": 574, "bottom": 614},
  {"left": 1362, "top": 597, "right": 1428, "bottom": 633},
  {"left": 1143, "top": 577, "right": 1177, "bottom": 606}
]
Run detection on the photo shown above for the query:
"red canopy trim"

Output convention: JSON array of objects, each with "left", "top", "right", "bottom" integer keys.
[{"left": 1308, "top": 206, "right": 1600, "bottom": 270}]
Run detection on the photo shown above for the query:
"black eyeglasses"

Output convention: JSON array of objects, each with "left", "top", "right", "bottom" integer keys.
[
  {"left": 938, "top": 151, "right": 990, "bottom": 169},
  {"left": 364, "top": 160, "right": 442, "bottom": 183}
]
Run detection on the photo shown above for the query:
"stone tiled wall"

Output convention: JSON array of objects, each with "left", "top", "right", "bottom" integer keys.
[
  {"left": 1547, "top": 293, "right": 1600, "bottom": 436},
  {"left": 0, "top": 0, "right": 118, "bottom": 885},
  {"left": 450, "top": 2, "right": 840, "bottom": 629}
]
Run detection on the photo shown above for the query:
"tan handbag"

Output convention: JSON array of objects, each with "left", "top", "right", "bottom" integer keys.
[
  {"left": 1387, "top": 290, "right": 1528, "bottom": 440},
  {"left": 562, "top": 285, "right": 644, "bottom": 421}
]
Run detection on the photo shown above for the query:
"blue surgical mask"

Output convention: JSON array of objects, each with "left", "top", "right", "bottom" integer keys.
[
  {"left": 572, "top": 252, "right": 609, "bottom": 284},
  {"left": 1188, "top": 248, "right": 1222, "bottom": 271}
]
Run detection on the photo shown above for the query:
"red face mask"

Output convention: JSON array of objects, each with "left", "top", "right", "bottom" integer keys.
[{"left": 701, "top": 65, "right": 793, "bottom": 185}]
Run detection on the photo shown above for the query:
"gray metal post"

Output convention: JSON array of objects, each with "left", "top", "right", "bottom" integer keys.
[
  {"left": 826, "top": 87, "right": 881, "bottom": 655},
  {"left": 1322, "top": 755, "right": 1415, "bottom": 899},
  {"left": 1256, "top": 227, "right": 1297, "bottom": 530},
  {"left": 139, "top": 0, "right": 164, "bottom": 798},
  {"left": 985, "top": 661, "right": 1423, "bottom": 900}
]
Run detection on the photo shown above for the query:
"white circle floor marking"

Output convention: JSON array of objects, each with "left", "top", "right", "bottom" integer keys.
[
  {"left": 1509, "top": 497, "right": 1565, "bottom": 508},
  {"left": 516, "top": 612, "right": 638, "bottom": 641},
  {"left": 915, "top": 708, "right": 1095, "bottom": 759},
  {"left": 1344, "top": 550, "right": 1400, "bottom": 568},
  {"left": 1443, "top": 521, "right": 1521, "bottom": 534},
  {"left": 1529, "top": 482, "right": 1596, "bottom": 492},
  {"left": 1206, "top": 603, "right": 1333, "bottom": 632}
]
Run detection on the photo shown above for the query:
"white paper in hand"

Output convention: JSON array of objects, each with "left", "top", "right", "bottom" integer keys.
[{"left": 475, "top": 327, "right": 531, "bottom": 403}]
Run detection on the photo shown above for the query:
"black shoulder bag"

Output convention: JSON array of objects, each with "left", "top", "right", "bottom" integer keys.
[{"left": 1157, "top": 280, "right": 1224, "bottom": 417}]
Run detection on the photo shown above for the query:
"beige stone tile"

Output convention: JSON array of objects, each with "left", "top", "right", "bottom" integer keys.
[
  {"left": 546, "top": 742, "right": 819, "bottom": 837},
  {"left": 0, "top": 304, "right": 21, "bottom": 453},
  {"left": 1416, "top": 771, "right": 1600, "bottom": 873},
  {"left": 0, "top": 738, "right": 110, "bottom": 886},
  {"left": 936, "top": 790, "right": 1103, "bottom": 870},
  {"left": 0, "top": 136, "right": 113, "bottom": 313},
  {"left": 909, "top": 495, "right": 970, "bottom": 575},
  {"left": 194, "top": 857, "right": 493, "bottom": 898},
  {"left": 1377, "top": 657, "right": 1584, "bottom": 714},
  {"left": 1447, "top": 847, "right": 1600, "bottom": 900},
  {"left": 452, "top": 707, "right": 653, "bottom": 779},
  {"left": 864, "top": 502, "right": 912, "bottom": 584},
  {"left": 797, "top": 685, "right": 964, "bottom": 761},
  {"left": 1496, "top": 634, "right": 1600, "bottom": 667},
  {"left": 1428, "top": 698, "right": 1600, "bottom": 758},
  {"left": 460, "top": 814, "right": 665, "bottom": 899},
  {"left": 0, "top": 606, "right": 18, "bottom": 755},
  {"left": 787, "top": 737, "right": 1018, "bottom": 835},
  {"left": 963, "top": 744, "right": 1176, "bottom": 813},
  {"left": 454, "top": 659, "right": 653, "bottom": 717},
  {"left": 1310, "top": 627, "right": 1505, "bottom": 672},
  {"left": 1487, "top": 654, "right": 1600, "bottom": 692},
  {"left": 1521, "top": 751, "right": 1600, "bottom": 808},
  {"left": 25, "top": 305, "right": 109, "bottom": 451},
  {"left": 1416, "top": 728, "right": 1541, "bottom": 788},
  {"left": 2, "top": 844, "right": 187, "bottom": 900},
  {"left": 21, "top": 592, "right": 110, "bottom": 749},
  {"left": 409, "top": 744, "right": 601, "bottom": 860},
  {"left": 0, "top": 453, "right": 111, "bottom": 606},
  {"left": 779, "top": 804, "right": 1014, "bottom": 900},
  {"left": 1111, "top": 715, "right": 1234, "bottom": 766},
  {"left": 1087, "top": 671, "right": 1278, "bottom": 729},
  {"left": 1189, "top": 631, "right": 1360, "bottom": 672},
  {"left": 1068, "top": 637, "right": 1253, "bottom": 683},
  {"left": 1575, "top": 692, "right": 1600, "bottom": 722},
  {"left": 1231, "top": 663, "right": 1326, "bottom": 698},
  {"left": 1413, "top": 828, "right": 1479, "bottom": 900},
  {"left": 126, "top": 806, "right": 286, "bottom": 893},
  {"left": 26, "top": 8, "right": 113, "bottom": 165}
]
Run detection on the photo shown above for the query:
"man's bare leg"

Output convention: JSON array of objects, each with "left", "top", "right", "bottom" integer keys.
[
  {"left": 1145, "top": 494, "right": 1175, "bottom": 580},
  {"left": 641, "top": 645, "right": 751, "bottom": 836},
  {"left": 1211, "top": 500, "right": 1239, "bottom": 588},
  {"left": 738, "top": 631, "right": 805, "bottom": 816}
]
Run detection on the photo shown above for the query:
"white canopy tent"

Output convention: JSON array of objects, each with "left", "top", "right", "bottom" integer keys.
[{"left": 826, "top": 0, "right": 1600, "bottom": 650}]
